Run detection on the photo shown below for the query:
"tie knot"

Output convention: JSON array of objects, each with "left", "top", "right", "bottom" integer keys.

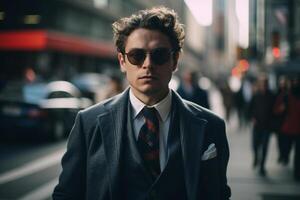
[{"left": 142, "top": 107, "right": 158, "bottom": 120}]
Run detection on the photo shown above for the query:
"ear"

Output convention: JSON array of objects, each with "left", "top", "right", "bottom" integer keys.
[
  {"left": 118, "top": 53, "right": 126, "bottom": 73},
  {"left": 172, "top": 52, "right": 180, "bottom": 72}
]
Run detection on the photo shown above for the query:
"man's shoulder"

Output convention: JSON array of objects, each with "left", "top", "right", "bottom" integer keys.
[{"left": 80, "top": 91, "right": 127, "bottom": 119}]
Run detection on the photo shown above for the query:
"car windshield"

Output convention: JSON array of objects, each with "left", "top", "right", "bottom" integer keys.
[{"left": 0, "top": 82, "right": 47, "bottom": 104}]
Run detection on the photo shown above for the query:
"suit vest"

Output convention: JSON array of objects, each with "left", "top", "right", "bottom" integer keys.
[{"left": 119, "top": 100, "right": 187, "bottom": 200}]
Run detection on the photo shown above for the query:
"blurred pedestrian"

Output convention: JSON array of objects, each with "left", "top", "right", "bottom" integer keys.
[
  {"left": 53, "top": 6, "right": 231, "bottom": 200},
  {"left": 273, "top": 76, "right": 290, "bottom": 165},
  {"left": 103, "top": 75, "right": 124, "bottom": 99},
  {"left": 274, "top": 77, "right": 300, "bottom": 181},
  {"left": 219, "top": 80, "right": 235, "bottom": 122},
  {"left": 177, "top": 70, "right": 210, "bottom": 109},
  {"left": 235, "top": 77, "right": 253, "bottom": 129},
  {"left": 249, "top": 75, "right": 275, "bottom": 176}
]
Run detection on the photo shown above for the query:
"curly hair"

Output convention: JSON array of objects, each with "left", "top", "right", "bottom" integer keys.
[{"left": 112, "top": 6, "right": 185, "bottom": 54}]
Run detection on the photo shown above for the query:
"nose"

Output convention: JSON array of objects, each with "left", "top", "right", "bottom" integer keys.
[{"left": 141, "top": 53, "right": 153, "bottom": 69}]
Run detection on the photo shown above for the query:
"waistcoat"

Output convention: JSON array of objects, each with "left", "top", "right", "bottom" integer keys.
[{"left": 119, "top": 101, "right": 187, "bottom": 200}]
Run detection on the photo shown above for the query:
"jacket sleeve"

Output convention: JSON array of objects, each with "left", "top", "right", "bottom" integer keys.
[
  {"left": 218, "top": 120, "right": 231, "bottom": 200},
  {"left": 198, "top": 117, "right": 231, "bottom": 200},
  {"left": 53, "top": 111, "right": 87, "bottom": 200}
]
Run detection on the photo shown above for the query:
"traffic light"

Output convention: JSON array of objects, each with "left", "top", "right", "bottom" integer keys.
[{"left": 271, "top": 31, "right": 281, "bottom": 59}]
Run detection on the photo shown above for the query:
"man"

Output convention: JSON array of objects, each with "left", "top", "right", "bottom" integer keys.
[
  {"left": 274, "top": 77, "right": 300, "bottom": 181},
  {"left": 53, "top": 6, "right": 231, "bottom": 200},
  {"left": 177, "top": 70, "right": 210, "bottom": 109},
  {"left": 249, "top": 75, "right": 275, "bottom": 176}
]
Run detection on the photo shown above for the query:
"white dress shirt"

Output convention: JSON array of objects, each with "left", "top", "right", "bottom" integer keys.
[{"left": 129, "top": 89, "right": 172, "bottom": 170}]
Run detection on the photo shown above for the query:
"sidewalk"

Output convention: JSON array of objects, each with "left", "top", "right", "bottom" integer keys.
[{"left": 209, "top": 87, "right": 300, "bottom": 200}]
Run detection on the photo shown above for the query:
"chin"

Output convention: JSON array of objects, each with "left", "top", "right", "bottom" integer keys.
[
  {"left": 140, "top": 87, "right": 158, "bottom": 95},
  {"left": 142, "top": 86, "right": 167, "bottom": 96}
]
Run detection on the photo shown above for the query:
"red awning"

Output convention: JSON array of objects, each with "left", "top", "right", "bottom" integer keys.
[{"left": 0, "top": 30, "right": 117, "bottom": 58}]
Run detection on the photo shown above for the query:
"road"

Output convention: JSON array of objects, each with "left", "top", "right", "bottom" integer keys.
[{"left": 0, "top": 139, "right": 66, "bottom": 200}]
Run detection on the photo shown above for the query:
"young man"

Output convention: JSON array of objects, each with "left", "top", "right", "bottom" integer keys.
[{"left": 53, "top": 6, "right": 231, "bottom": 200}]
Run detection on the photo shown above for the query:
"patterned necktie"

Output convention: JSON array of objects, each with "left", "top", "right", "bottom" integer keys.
[{"left": 138, "top": 107, "right": 160, "bottom": 178}]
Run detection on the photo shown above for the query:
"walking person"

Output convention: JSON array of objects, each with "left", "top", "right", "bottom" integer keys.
[
  {"left": 103, "top": 75, "right": 124, "bottom": 99},
  {"left": 275, "top": 77, "right": 300, "bottom": 181},
  {"left": 235, "top": 77, "right": 253, "bottom": 129},
  {"left": 249, "top": 75, "right": 275, "bottom": 176},
  {"left": 53, "top": 6, "right": 231, "bottom": 200},
  {"left": 273, "top": 76, "right": 290, "bottom": 165},
  {"left": 219, "top": 80, "right": 234, "bottom": 122},
  {"left": 177, "top": 70, "right": 210, "bottom": 109}
]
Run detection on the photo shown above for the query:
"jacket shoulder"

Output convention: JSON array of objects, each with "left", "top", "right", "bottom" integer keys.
[{"left": 78, "top": 92, "right": 127, "bottom": 126}]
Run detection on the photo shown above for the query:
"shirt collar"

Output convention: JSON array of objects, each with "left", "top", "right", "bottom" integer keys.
[{"left": 129, "top": 88, "right": 172, "bottom": 122}]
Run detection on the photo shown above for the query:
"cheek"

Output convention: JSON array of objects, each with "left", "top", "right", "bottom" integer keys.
[
  {"left": 160, "top": 67, "right": 174, "bottom": 78},
  {"left": 125, "top": 69, "right": 137, "bottom": 83}
]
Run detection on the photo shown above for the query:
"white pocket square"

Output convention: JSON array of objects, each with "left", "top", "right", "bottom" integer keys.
[{"left": 201, "top": 143, "right": 217, "bottom": 161}]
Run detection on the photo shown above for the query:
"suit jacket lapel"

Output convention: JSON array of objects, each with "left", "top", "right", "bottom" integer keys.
[
  {"left": 98, "top": 89, "right": 129, "bottom": 200},
  {"left": 174, "top": 92, "right": 208, "bottom": 200}
]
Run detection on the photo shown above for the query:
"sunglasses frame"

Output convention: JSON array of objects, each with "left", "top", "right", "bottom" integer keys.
[{"left": 123, "top": 48, "right": 175, "bottom": 66}]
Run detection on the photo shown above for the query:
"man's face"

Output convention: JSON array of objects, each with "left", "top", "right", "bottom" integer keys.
[{"left": 118, "top": 28, "right": 179, "bottom": 101}]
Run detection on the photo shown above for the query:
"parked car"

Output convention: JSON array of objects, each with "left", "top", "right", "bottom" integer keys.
[
  {"left": 0, "top": 81, "right": 93, "bottom": 141},
  {"left": 71, "top": 73, "right": 110, "bottom": 103}
]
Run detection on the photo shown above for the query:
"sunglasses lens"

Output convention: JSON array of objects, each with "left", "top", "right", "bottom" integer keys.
[
  {"left": 151, "top": 48, "right": 172, "bottom": 65},
  {"left": 126, "top": 49, "right": 146, "bottom": 65},
  {"left": 125, "top": 48, "right": 173, "bottom": 66}
]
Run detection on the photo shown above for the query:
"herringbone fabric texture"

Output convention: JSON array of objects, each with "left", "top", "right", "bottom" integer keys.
[{"left": 138, "top": 107, "right": 160, "bottom": 178}]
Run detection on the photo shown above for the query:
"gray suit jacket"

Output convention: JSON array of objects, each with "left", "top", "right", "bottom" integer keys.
[{"left": 53, "top": 88, "right": 231, "bottom": 200}]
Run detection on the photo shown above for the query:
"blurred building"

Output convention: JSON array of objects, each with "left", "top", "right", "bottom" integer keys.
[
  {"left": 191, "top": 0, "right": 300, "bottom": 82},
  {"left": 5, "top": 0, "right": 289, "bottom": 83},
  {"left": 250, "top": 0, "right": 300, "bottom": 79},
  {"left": 182, "top": 0, "right": 250, "bottom": 80},
  {"left": 0, "top": 0, "right": 121, "bottom": 81},
  {"left": 0, "top": 0, "right": 211, "bottom": 82}
]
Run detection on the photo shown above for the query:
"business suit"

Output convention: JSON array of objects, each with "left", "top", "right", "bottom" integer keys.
[{"left": 53, "top": 88, "right": 231, "bottom": 200}]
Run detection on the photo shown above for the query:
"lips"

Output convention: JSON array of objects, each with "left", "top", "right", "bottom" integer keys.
[{"left": 139, "top": 75, "right": 157, "bottom": 80}]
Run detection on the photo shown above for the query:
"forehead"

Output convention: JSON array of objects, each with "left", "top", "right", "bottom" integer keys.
[{"left": 125, "top": 28, "right": 171, "bottom": 50}]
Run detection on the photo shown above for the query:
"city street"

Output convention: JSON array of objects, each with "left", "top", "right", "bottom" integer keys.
[
  {"left": 1, "top": 0, "right": 300, "bottom": 199},
  {"left": 211, "top": 87, "right": 300, "bottom": 200},
  {"left": 227, "top": 124, "right": 300, "bottom": 200},
  {"left": 0, "top": 88, "right": 299, "bottom": 200},
  {"left": 0, "top": 140, "right": 65, "bottom": 200}
]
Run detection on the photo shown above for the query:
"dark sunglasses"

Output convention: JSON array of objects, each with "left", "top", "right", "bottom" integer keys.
[{"left": 124, "top": 48, "right": 175, "bottom": 66}]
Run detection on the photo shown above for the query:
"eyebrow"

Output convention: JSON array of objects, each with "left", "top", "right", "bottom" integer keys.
[{"left": 127, "top": 47, "right": 171, "bottom": 51}]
